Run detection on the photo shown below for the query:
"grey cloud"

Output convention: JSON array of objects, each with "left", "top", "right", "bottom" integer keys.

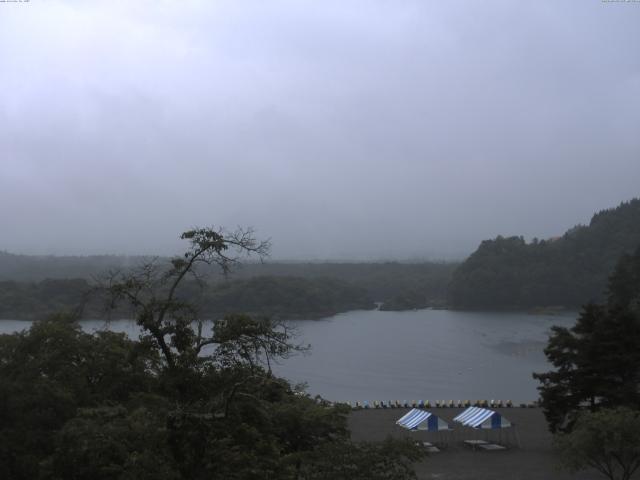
[{"left": 0, "top": 0, "right": 639, "bottom": 259}]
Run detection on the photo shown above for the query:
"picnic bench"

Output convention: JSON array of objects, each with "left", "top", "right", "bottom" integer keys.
[{"left": 464, "top": 439, "right": 506, "bottom": 451}]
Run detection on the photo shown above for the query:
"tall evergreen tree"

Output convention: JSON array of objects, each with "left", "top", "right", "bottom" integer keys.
[{"left": 534, "top": 246, "right": 640, "bottom": 432}]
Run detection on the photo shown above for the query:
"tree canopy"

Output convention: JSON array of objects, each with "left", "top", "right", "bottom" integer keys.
[
  {"left": 555, "top": 407, "right": 640, "bottom": 480},
  {"left": 533, "top": 245, "right": 640, "bottom": 433}
]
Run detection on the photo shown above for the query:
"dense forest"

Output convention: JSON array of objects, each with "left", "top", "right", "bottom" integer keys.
[
  {"left": 0, "top": 255, "right": 455, "bottom": 319},
  {"left": 200, "top": 276, "right": 373, "bottom": 319},
  {"left": 0, "top": 276, "right": 374, "bottom": 321},
  {"left": 449, "top": 199, "right": 640, "bottom": 309}
]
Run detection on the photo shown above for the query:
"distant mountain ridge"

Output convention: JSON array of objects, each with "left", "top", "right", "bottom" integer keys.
[
  {"left": 449, "top": 198, "right": 640, "bottom": 309},
  {"left": 0, "top": 252, "right": 143, "bottom": 282}
]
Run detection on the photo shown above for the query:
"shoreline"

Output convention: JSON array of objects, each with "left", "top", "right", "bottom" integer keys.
[{"left": 0, "top": 305, "right": 581, "bottom": 322}]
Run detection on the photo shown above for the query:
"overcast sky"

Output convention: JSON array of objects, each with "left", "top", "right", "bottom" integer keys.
[{"left": 1, "top": 1, "right": 639, "bottom": 260}]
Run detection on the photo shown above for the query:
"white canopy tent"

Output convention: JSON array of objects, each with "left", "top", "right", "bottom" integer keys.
[
  {"left": 395, "top": 408, "right": 452, "bottom": 448},
  {"left": 453, "top": 406, "right": 511, "bottom": 429},
  {"left": 396, "top": 408, "right": 450, "bottom": 432},
  {"left": 453, "top": 406, "right": 520, "bottom": 448}
]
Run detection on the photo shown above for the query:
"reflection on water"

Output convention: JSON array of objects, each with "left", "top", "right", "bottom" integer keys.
[
  {"left": 0, "top": 309, "right": 576, "bottom": 403},
  {"left": 490, "top": 340, "right": 548, "bottom": 359}
]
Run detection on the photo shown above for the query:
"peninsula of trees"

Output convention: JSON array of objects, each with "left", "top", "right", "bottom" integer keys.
[{"left": 0, "top": 256, "right": 454, "bottom": 320}]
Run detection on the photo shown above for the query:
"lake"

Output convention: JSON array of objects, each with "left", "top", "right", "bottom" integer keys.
[{"left": 0, "top": 309, "right": 576, "bottom": 403}]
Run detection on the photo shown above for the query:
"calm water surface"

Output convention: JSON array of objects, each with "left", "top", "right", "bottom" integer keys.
[
  {"left": 1, "top": 309, "right": 576, "bottom": 403},
  {"left": 276, "top": 309, "right": 576, "bottom": 403}
]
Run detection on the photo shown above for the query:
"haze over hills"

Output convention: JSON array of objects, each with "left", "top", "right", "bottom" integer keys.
[{"left": 1, "top": 197, "right": 640, "bottom": 318}]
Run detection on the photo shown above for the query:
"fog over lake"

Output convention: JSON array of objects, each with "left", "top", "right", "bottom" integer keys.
[{"left": 1, "top": 309, "right": 575, "bottom": 403}]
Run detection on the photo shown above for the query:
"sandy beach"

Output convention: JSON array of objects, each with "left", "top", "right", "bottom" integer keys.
[{"left": 348, "top": 407, "right": 605, "bottom": 480}]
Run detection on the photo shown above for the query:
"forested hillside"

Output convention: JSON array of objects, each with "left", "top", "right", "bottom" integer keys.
[
  {"left": 0, "top": 276, "right": 374, "bottom": 321},
  {"left": 234, "top": 262, "right": 455, "bottom": 310},
  {"left": 0, "top": 255, "right": 455, "bottom": 318},
  {"left": 449, "top": 199, "right": 640, "bottom": 309}
]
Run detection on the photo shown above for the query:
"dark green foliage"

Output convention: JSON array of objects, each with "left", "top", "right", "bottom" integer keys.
[
  {"left": 0, "top": 315, "right": 423, "bottom": 480},
  {"left": 201, "top": 276, "right": 374, "bottom": 319},
  {"left": 607, "top": 247, "right": 640, "bottom": 311},
  {"left": 555, "top": 407, "right": 640, "bottom": 480},
  {"left": 0, "top": 270, "right": 449, "bottom": 320},
  {"left": 450, "top": 199, "right": 640, "bottom": 309},
  {"left": 0, "top": 313, "right": 160, "bottom": 480},
  {"left": 229, "top": 262, "right": 455, "bottom": 310},
  {"left": 0, "top": 279, "right": 89, "bottom": 319},
  {"left": 0, "top": 276, "right": 374, "bottom": 321},
  {"left": 0, "top": 228, "right": 424, "bottom": 479},
  {"left": 298, "top": 437, "right": 425, "bottom": 480},
  {"left": 50, "top": 405, "right": 179, "bottom": 480},
  {"left": 534, "top": 246, "right": 640, "bottom": 433}
]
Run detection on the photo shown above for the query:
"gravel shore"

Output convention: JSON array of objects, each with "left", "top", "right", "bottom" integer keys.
[{"left": 348, "top": 407, "right": 605, "bottom": 480}]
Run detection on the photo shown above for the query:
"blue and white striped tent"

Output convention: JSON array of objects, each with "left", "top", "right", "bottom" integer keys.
[
  {"left": 396, "top": 409, "right": 450, "bottom": 431},
  {"left": 453, "top": 407, "right": 511, "bottom": 429}
]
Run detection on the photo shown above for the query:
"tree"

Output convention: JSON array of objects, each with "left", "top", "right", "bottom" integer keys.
[
  {"left": 555, "top": 407, "right": 640, "bottom": 480},
  {"left": 0, "top": 313, "right": 160, "bottom": 480},
  {"left": 49, "top": 405, "right": 180, "bottom": 480},
  {"left": 0, "top": 227, "right": 426, "bottom": 479},
  {"left": 534, "top": 246, "right": 640, "bottom": 432},
  {"left": 102, "top": 226, "right": 271, "bottom": 373}
]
